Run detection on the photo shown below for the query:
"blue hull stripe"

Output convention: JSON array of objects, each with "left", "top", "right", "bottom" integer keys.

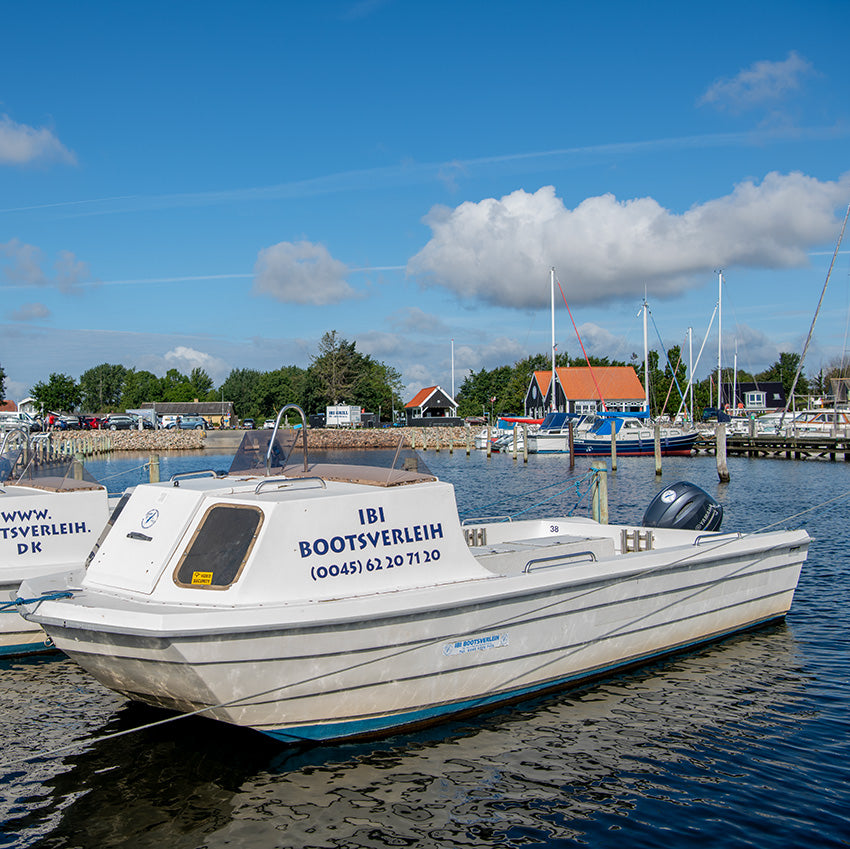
[
  {"left": 263, "top": 614, "right": 781, "bottom": 743},
  {"left": 0, "top": 641, "right": 56, "bottom": 658}
]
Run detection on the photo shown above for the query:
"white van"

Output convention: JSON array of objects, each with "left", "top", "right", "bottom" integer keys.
[{"left": 0, "top": 411, "right": 40, "bottom": 432}]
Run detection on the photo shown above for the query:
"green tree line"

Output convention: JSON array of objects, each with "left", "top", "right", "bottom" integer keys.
[
  {"left": 5, "top": 344, "right": 848, "bottom": 423},
  {"left": 19, "top": 332, "right": 404, "bottom": 422},
  {"left": 457, "top": 349, "right": 833, "bottom": 419}
]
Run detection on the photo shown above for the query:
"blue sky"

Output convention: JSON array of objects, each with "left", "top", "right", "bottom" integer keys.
[{"left": 1, "top": 0, "right": 849, "bottom": 405}]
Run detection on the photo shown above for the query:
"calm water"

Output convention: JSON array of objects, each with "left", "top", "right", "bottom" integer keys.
[{"left": 2, "top": 449, "right": 849, "bottom": 848}]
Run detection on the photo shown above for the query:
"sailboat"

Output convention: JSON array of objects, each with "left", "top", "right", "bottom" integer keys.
[{"left": 530, "top": 273, "right": 700, "bottom": 456}]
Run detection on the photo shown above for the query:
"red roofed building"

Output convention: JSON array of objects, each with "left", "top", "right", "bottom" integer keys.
[
  {"left": 404, "top": 385, "right": 460, "bottom": 426},
  {"left": 0, "top": 399, "right": 17, "bottom": 413},
  {"left": 525, "top": 367, "right": 646, "bottom": 418}
]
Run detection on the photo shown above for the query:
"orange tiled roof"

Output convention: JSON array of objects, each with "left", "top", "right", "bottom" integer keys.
[
  {"left": 532, "top": 367, "right": 644, "bottom": 401},
  {"left": 405, "top": 386, "right": 438, "bottom": 409}
]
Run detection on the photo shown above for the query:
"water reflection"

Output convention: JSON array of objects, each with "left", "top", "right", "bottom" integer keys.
[{"left": 2, "top": 624, "right": 813, "bottom": 848}]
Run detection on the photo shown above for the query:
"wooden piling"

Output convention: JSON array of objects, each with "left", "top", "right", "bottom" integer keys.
[
  {"left": 486, "top": 425, "right": 492, "bottom": 458},
  {"left": 568, "top": 421, "right": 575, "bottom": 469},
  {"left": 591, "top": 462, "right": 609, "bottom": 524},
  {"left": 654, "top": 423, "right": 662, "bottom": 476},
  {"left": 610, "top": 420, "right": 617, "bottom": 471},
  {"left": 522, "top": 424, "right": 528, "bottom": 463},
  {"left": 149, "top": 454, "right": 160, "bottom": 483},
  {"left": 716, "top": 423, "right": 730, "bottom": 482}
]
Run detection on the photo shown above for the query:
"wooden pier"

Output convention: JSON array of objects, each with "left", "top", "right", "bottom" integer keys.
[{"left": 696, "top": 432, "right": 850, "bottom": 461}]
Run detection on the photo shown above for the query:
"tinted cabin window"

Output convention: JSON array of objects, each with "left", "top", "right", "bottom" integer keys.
[{"left": 174, "top": 504, "right": 263, "bottom": 589}]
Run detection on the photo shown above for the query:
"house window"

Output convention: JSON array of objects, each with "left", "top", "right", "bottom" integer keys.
[
  {"left": 576, "top": 401, "right": 598, "bottom": 415},
  {"left": 745, "top": 391, "right": 766, "bottom": 408},
  {"left": 174, "top": 504, "right": 263, "bottom": 589}
]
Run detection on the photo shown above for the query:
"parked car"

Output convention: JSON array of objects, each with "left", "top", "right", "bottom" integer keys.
[
  {"left": 241, "top": 418, "right": 255, "bottom": 429},
  {"left": 0, "top": 411, "right": 41, "bottom": 432},
  {"left": 263, "top": 418, "right": 276, "bottom": 429},
  {"left": 165, "top": 415, "right": 207, "bottom": 430},
  {"left": 57, "top": 415, "right": 82, "bottom": 430},
  {"left": 105, "top": 415, "right": 135, "bottom": 430},
  {"left": 80, "top": 415, "right": 105, "bottom": 430}
]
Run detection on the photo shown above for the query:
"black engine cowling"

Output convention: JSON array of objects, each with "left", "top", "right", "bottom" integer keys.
[{"left": 642, "top": 481, "right": 723, "bottom": 531}]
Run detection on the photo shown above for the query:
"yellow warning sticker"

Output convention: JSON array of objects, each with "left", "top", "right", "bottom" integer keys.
[{"left": 191, "top": 571, "right": 213, "bottom": 585}]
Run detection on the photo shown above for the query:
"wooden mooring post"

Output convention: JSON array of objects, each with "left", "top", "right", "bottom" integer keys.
[
  {"left": 610, "top": 420, "right": 617, "bottom": 471},
  {"left": 654, "top": 423, "right": 662, "bottom": 476},
  {"left": 716, "top": 423, "right": 730, "bottom": 482},
  {"left": 591, "top": 462, "right": 609, "bottom": 524}
]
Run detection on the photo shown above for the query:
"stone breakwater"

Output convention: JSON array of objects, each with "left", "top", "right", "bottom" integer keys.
[
  {"left": 44, "top": 426, "right": 481, "bottom": 453},
  {"left": 305, "top": 427, "right": 474, "bottom": 450}
]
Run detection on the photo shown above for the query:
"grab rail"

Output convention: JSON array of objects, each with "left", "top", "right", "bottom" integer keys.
[
  {"left": 694, "top": 532, "right": 743, "bottom": 546},
  {"left": 461, "top": 515, "right": 513, "bottom": 526},
  {"left": 268, "top": 404, "right": 309, "bottom": 475},
  {"left": 0, "top": 426, "right": 29, "bottom": 455},
  {"left": 524, "top": 551, "right": 597, "bottom": 573},
  {"left": 170, "top": 470, "right": 222, "bottom": 486},
  {"left": 255, "top": 476, "right": 326, "bottom": 494}
]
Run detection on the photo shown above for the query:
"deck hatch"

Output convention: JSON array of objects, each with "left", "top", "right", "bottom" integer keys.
[{"left": 174, "top": 504, "right": 264, "bottom": 590}]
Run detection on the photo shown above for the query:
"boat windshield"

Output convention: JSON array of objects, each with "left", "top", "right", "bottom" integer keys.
[
  {"left": 0, "top": 450, "right": 101, "bottom": 489},
  {"left": 228, "top": 429, "right": 433, "bottom": 479}
]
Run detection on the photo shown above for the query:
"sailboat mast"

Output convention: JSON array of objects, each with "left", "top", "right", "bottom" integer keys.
[
  {"left": 717, "top": 270, "right": 723, "bottom": 411},
  {"left": 550, "top": 267, "right": 557, "bottom": 412},
  {"left": 689, "top": 326, "right": 694, "bottom": 422},
  {"left": 643, "top": 295, "right": 650, "bottom": 415}
]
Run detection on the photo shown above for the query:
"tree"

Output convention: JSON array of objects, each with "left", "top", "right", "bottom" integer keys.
[
  {"left": 79, "top": 363, "right": 128, "bottom": 412},
  {"left": 257, "top": 366, "right": 309, "bottom": 417},
  {"left": 189, "top": 368, "right": 214, "bottom": 399},
  {"left": 757, "top": 352, "right": 809, "bottom": 401},
  {"left": 456, "top": 365, "right": 515, "bottom": 418},
  {"left": 309, "top": 331, "right": 358, "bottom": 406},
  {"left": 0, "top": 363, "right": 5, "bottom": 400},
  {"left": 120, "top": 369, "right": 164, "bottom": 409},
  {"left": 351, "top": 358, "right": 404, "bottom": 421},
  {"left": 219, "top": 368, "right": 264, "bottom": 419},
  {"left": 32, "top": 373, "right": 80, "bottom": 414}
]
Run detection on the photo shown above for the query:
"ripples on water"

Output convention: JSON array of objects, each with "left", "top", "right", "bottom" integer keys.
[{"left": 2, "top": 450, "right": 849, "bottom": 847}]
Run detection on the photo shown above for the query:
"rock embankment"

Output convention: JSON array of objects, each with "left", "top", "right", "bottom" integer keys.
[{"left": 43, "top": 425, "right": 486, "bottom": 453}]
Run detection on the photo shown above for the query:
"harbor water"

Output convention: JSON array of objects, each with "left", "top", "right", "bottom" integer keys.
[{"left": 2, "top": 449, "right": 849, "bottom": 847}]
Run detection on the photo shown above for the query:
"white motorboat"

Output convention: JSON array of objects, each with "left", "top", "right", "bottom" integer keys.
[
  {"left": 1, "top": 430, "right": 110, "bottom": 656},
  {"left": 18, "top": 407, "right": 809, "bottom": 743},
  {"left": 572, "top": 414, "right": 700, "bottom": 456},
  {"left": 527, "top": 412, "right": 589, "bottom": 453}
]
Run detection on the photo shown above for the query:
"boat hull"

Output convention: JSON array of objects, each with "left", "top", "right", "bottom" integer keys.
[
  {"left": 30, "top": 531, "right": 806, "bottom": 742},
  {"left": 573, "top": 432, "right": 699, "bottom": 456}
]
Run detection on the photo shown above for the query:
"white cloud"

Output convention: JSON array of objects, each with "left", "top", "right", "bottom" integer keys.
[
  {"left": 7, "top": 302, "right": 51, "bottom": 322},
  {"left": 0, "top": 238, "right": 93, "bottom": 293},
  {"left": 253, "top": 240, "right": 358, "bottom": 305},
  {"left": 163, "top": 346, "right": 230, "bottom": 382},
  {"left": 407, "top": 173, "right": 850, "bottom": 309},
  {"left": 0, "top": 114, "right": 76, "bottom": 166},
  {"left": 699, "top": 51, "right": 814, "bottom": 112}
]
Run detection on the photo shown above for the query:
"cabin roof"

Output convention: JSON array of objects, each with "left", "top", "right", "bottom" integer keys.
[{"left": 405, "top": 385, "right": 457, "bottom": 409}]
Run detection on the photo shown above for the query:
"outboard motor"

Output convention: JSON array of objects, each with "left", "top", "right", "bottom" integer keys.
[{"left": 642, "top": 481, "right": 723, "bottom": 532}]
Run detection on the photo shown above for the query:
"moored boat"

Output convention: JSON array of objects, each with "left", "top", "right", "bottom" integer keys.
[
  {"left": 1, "top": 430, "right": 110, "bottom": 656},
  {"left": 572, "top": 413, "right": 700, "bottom": 456},
  {"left": 17, "top": 407, "right": 808, "bottom": 742}
]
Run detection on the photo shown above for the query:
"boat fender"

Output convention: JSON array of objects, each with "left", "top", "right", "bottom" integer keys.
[{"left": 641, "top": 481, "right": 723, "bottom": 532}]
